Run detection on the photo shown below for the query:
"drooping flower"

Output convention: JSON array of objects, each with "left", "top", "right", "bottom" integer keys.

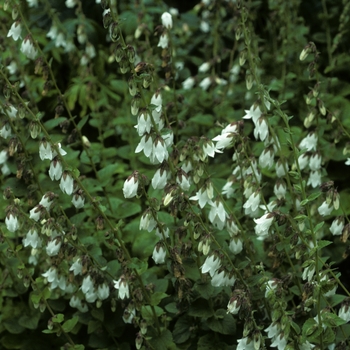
[
  {"left": 97, "top": 284, "right": 110, "bottom": 300},
  {"left": 254, "top": 213, "right": 274, "bottom": 240},
  {"left": 39, "top": 140, "right": 53, "bottom": 161},
  {"left": 229, "top": 238, "right": 243, "bottom": 255},
  {"left": 21, "top": 36, "right": 38, "bottom": 60},
  {"left": 318, "top": 201, "right": 333, "bottom": 216},
  {"left": 65, "top": 0, "right": 76, "bottom": 8},
  {"left": 298, "top": 153, "right": 309, "bottom": 170},
  {"left": 70, "top": 259, "right": 83, "bottom": 276},
  {"left": 60, "top": 172, "right": 74, "bottom": 195},
  {"left": 152, "top": 168, "right": 168, "bottom": 190},
  {"left": 307, "top": 170, "right": 322, "bottom": 188},
  {"left": 23, "top": 229, "right": 42, "bottom": 248},
  {"left": 158, "top": 34, "right": 168, "bottom": 48},
  {"left": 70, "top": 296, "right": 88, "bottom": 313},
  {"left": 243, "top": 104, "right": 262, "bottom": 124},
  {"left": 135, "top": 134, "right": 153, "bottom": 158},
  {"left": 227, "top": 297, "right": 241, "bottom": 315},
  {"left": 46, "top": 237, "right": 62, "bottom": 256},
  {"left": 338, "top": 304, "right": 350, "bottom": 323},
  {"left": 254, "top": 117, "right": 269, "bottom": 141},
  {"left": 201, "top": 255, "right": 221, "bottom": 277},
  {"left": 275, "top": 159, "right": 288, "bottom": 177},
  {"left": 72, "top": 192, "right": 85, "bottom": 209},
  {"left": 199, "top": 76, "right": 211, "bottom": 91},
  {"left": 139, "top": 210, "right": 157, "bottom": 232},
  {"left": 152, "top": 244, "right": 166, "bottom": 264},
  {"left": 190, "top": 184, "right": 214, "bottom": 209},
  {"left": 198, "top": 62, "right": 210, "bottom": 73},
  {"left": 299, "top": 133, "right": 318, "bottom": 151},
  {"left": 29, "top": 205, "right": 42, "bottom": 222},
  {"left": 49, "top": 158, "right": 63, "bottom": 180},
  {"left": 161, "top": 12, "right": 173, "bottom": 29},
  {"left": 5, "top": 213, "right": 19, "bottom": 232},
  {"left": 123, "top": 171, "right": 139, "bottom": 198},
  {"left": 176, "top": 169, "right": 190, "bottom": 191},
  {"left": 0, "top": 123, "right": 12, "bottom": 139},
  {"left": 7, "top": 21, "right": 22, "bottom": 41},
  {"left": 114, "top": 277, "right": 130, "bottom": 299},
  {"left": 211, "top": 270, "right": 226, "bottom": 287},
  {"left": 135, "top": 111, "right": 152, "bottom": 136},
  {"left": 309, "top": 153, "right": 322, "bottom": 171},
  {"left": 330, "top": 217, "right": 344, "bottom": 236},
  {"left": 243, "top": 191, "right": 261, "bottom": 213},
  {"left": 237, "top": 337, "right": 255, "bottom": 350},
  {"left": 182, "top": 77, "right": 195, "bottom": 90},
  {"left": 209, "top": 200, "right": 227, "bottom": 230},
  {"left": 152, "top": 137, "right": 169, "bottom": 163}
]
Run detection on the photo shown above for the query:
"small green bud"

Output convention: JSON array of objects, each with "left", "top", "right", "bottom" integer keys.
[{"left": 109, "top": 22, "right": 120, "bottom": 42}]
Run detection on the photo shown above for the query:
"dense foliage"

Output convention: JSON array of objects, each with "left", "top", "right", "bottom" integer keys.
[{"left": 1, "top": 0, "right": 350, "bottom": 349}]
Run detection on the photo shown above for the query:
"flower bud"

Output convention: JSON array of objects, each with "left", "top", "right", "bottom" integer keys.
[
  {"left": 135, "top": 332, "right": 143, "bottom": 350},
  {"left": 119, "top": 57, "right": 129, "bottom": 74},
  {"left": 128, "top": 76, "right": 138, "bottom": 96},
  {"left": 239, "top": 50, "right": 247, "bottom": 66},
  {"left": 140, "top": 319, "right": 147, "bottom": 335},
  {"left": 142, "top": 74, "right": 153, "bottom": 89},
  {"left": 114, "top": 45, "right": 125, "bottom": 63},
  {"left": 100, "top": 0, "right": 109, "bottom": 9},
  {"left": 3, "top": 84, "right": 11, "bottom": 100},
  {"left": 246, "top": 73, "right": 254, "bottom": 90},
  {"left": 131, "top": 94, "right": 141, "bottom": 115},
  {"left": 318, "top": 99, "right": 326, "bottom": 116},
  {"left": 300, "top": 42, "right": 316, "bottom": 61},
  {"left": 161, "top": 12, "right": 173, "bottom": 29},
  {"left": 12, "top": 8, "right": 19, "bottom": 20},
  {"left": 109, "top": 22, "right": 120, "bottom": 42},
  {"left": 235, "top": 25, "right": 242, "bottom": 41},
  {"left": 126, "top": 45, "right": 136, "bottom": 63},
  {"left": 103, "top": 9, "right": 112, "bottom": 29}
]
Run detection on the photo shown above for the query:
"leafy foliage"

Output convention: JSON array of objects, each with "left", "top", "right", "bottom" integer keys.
[{"left": 1, "top": 0, "right": 350, "bottom": 349}]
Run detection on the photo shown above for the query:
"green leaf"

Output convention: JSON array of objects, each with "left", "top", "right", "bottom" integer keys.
[
  {"left": 150, "top": 292, "right": 168, "bottom": 306},
  {"left": 18, "top": 312, "right": 41, "bottom": 330},
  {"left": 3, "top": 319, "right": 25, "bottom": 334},
  {"left": 88, "top": 320, "right": 101, "bottom": 334},
  {"left": 314, "top": 221, "right": 325, "bottom": 233},
  {"left": 165, "top": 302, "right": 178, "bottom": 314},
  {"left": 106, "top": 260, "right": 121, "bottom": 275},
  {"left": 62, "top": 316, "right": 79, "bottom": 333},
  {"left": 91, "top": 308, "right": 104, "bottom": 322},
  {"left": 194, "top": 281, "right": 216, "bottom": 299},
  {"left": 52, "top": 314, "right": 64, "bottom": 323},
  {"left": 308, "top": 192, "right": 321, "bottom": 201},
  {"left": 190, "top": 114, "right": 214, "bottom": 126},
  {"left": 206, "top": 309, "right": 236, "bottom": 335},
  {"left": 98, "top": 164, "right": 122, "bottom": 186},
  {"left": 302, "top": 318, "right": 323, "bottom": 342},
  {"left": 291, "top": 321, "right": 301, "bottom": 335},
  {"left": 77, "top": 115, "right": 89, "bottom": 130},
  {"left": 197, "top": 334, "right": 228, "bottom": 349},
  {"left": 173, "top": 316, "right": 192, "bottom": 344},
  {"left": 0, "top": 334, "right": 23, "bottom": 349},
  {"left": 113, "top": 200, "right": 141, "bottom": 218},
  {"left": 141, "top": 305, "right": 164, "bottom": 322},
  {"left": 323, "top": 327, "right": 335, "bottom": 344},
  {"left": 188, "top": 299, "right": 214, "bottom": 318},
  {"left": 149, "top": 329, "right": 176, "bottom": 349},
  {"left": 322, "top": 312, "right": 347, "bottom": 327},
  {"left": 43, "top": 117, "right": 67, "bottom": 130},
  {"left": 127, "top": 257, "right": 148, "bottom": 274}
]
